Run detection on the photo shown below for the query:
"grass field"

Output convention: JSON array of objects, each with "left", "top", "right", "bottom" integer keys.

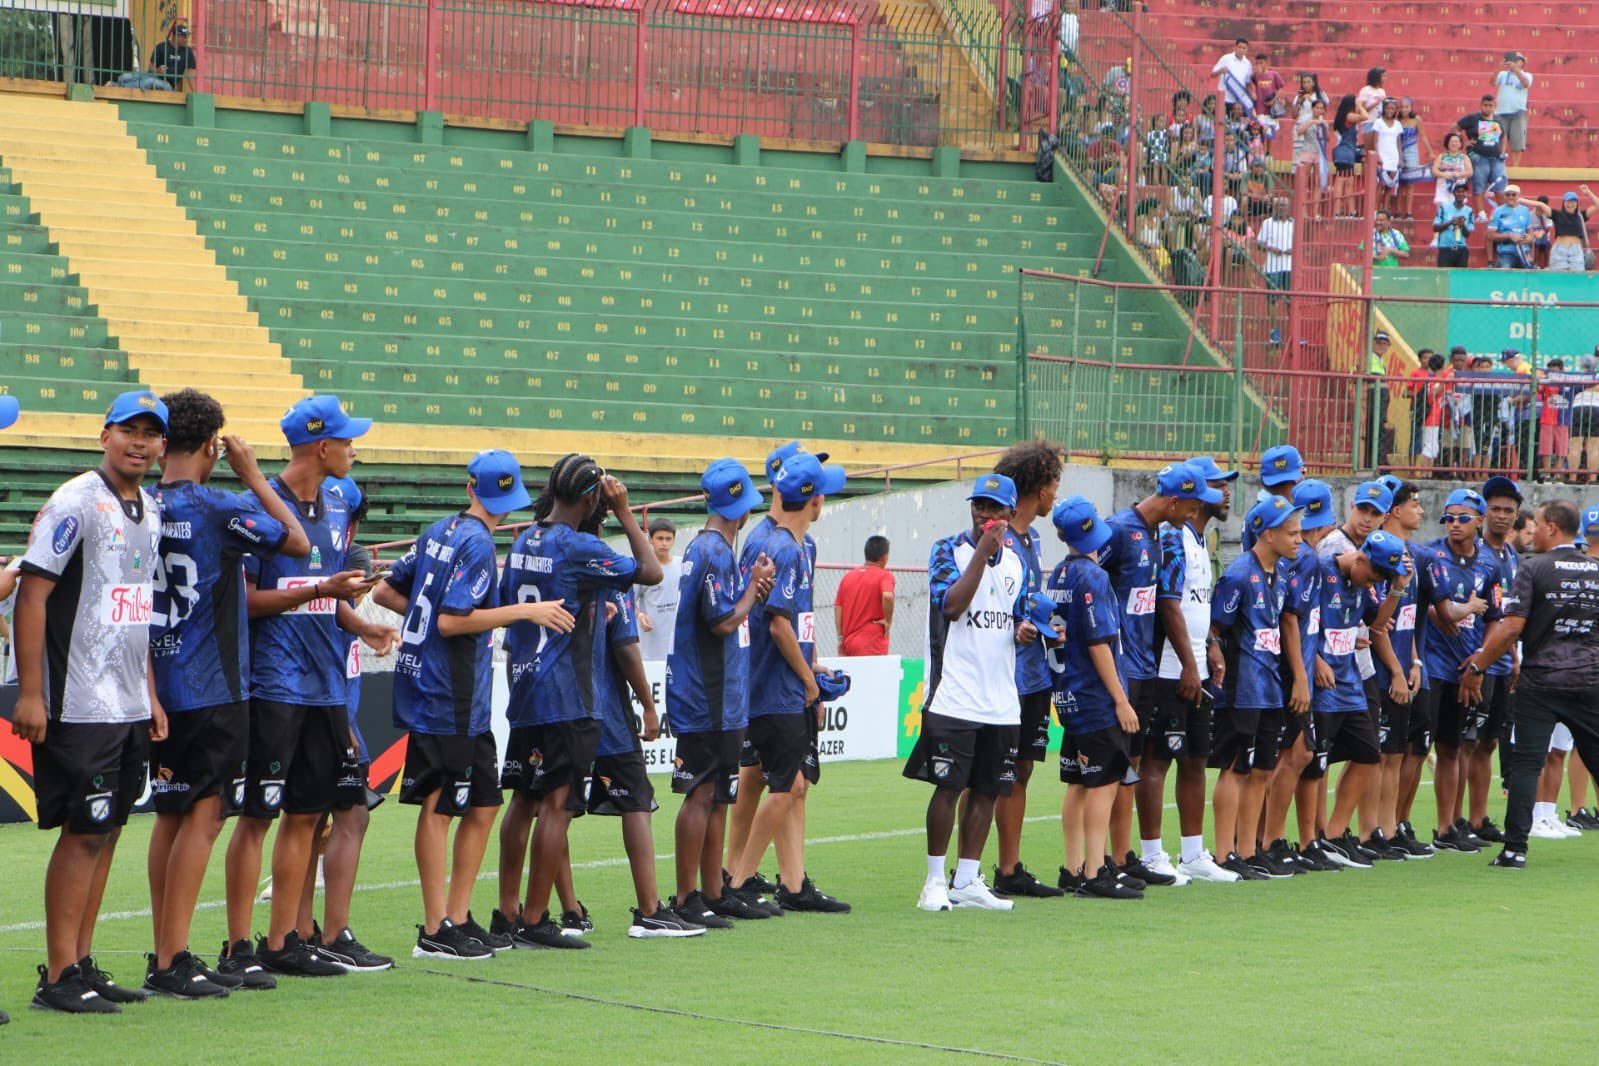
[{"left": 0, "top": 758, "right": 1591, "bottom": 1064}]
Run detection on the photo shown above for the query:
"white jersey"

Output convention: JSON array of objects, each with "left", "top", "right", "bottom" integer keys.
[
  {"left": 1158, "top": 522, "right": 1212, "bottom": 681},
  {"left": 925, "top": 532, "right": 1023, "bottom": 726},
  {"left": 1317, "top": 528, "right": 1375, "bottom": 680},
  {"left": 634, "top": 556, "right": 681, "bottom": 660},
  {"left": 20, "top": 470, "right": 161, "bottom": 723}
]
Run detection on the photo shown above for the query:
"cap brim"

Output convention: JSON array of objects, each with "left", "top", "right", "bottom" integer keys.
[
  {"left": 108, "top": 411, "right": 168, "bottom": 432},
  {"left": 1212, "top": 470, "right": 1240, "bottom": 482},
  {"left": 340, "top": 415, "right": 373, "bottom": 440},
  {"left": 1354, "top": 501, "right": 1390, "bottom": 515},
  {"left": 1481, "top": 476, "right": 1523, "bottom": 502},
  {"left": 969, "top": 491, "right": 1015, "bottom": 508},
  {"left": 1197, "top": 484, "right": 1225, "bottom": 504},
  {"left": 1066, "top": 521, "right": 1113, "bottom": 555},
  {"left": 1260, "top": 469, "right": 1303, "bottom": 486},
  {"left": 481, "top": 483, "right": 532, "bottom": 516},
  {"left": 1300, "top": 510, "right": 1336, "bottom": 530},
  {"left": 817, "top": 464, "right": 847, "bottom": 496},
  {"left": 0, "top": 395, "right": 20, "bottom": 429}
]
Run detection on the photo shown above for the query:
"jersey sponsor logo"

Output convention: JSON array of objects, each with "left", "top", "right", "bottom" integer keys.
[
  {"left": 1396, "top": 603, "right": 1416, "bottom": 631},
  {"left": 279, "top": 577, "right": 337, "bottom": 614},
  {"left": 51, "top": 516, "right": 79, "bottom": 554},
  {"left": 227, "top": 515, "right": 265, "bottom": 544},
  {"left": 963, "top": 608, "right": 1016, "bottom": 631},
  {"left": 347, "top": 640, "right": 362, "bottom": 679},
  {"left": 1323, "top": 626, "right": 1358, "bottom": 656},
  {"left": 797, "top": 611, "right": 816, "bottom": 644},
  {"left": 1223, "top": 589, "right": 1242, "bottom": 612},
  {"left": 585, "top": 557, "right": 619, "bottom": 574},
  {"left": 470, "top": 568, "right": 492, "bottom": 599},
  {"left": 782, "top": 569, "right": 797, "bottom": 599},
  {"left": 1254, "top": 627, "right": 1282, "bottom": 654},
  {"left": 738, "top": 617, "right": 751, "bottom": 648},
  {"left": 1127, "top": 585, "right": 1157, "bottom": 616},
  {"left": 101, "top": 583, "right": 153, "bottom": 626}
]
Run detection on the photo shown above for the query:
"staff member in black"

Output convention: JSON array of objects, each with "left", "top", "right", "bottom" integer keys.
[{"left": 1459, "top": 499, "right": 1599, "bottom": 868}]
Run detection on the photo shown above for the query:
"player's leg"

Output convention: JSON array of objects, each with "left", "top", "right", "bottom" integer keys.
[
  {"left": 259, "top": 705, "right": 345, "bottom": 973},
  {"left": 322, "top": 804, "right": 369, "bottom": 936},
  {"left": 496, "top": 793, "right": 535, "bottom": 918},
  {"left": 1567, "top": 750, "right": 1596, "bottom": 827},
  {"left": 908, "top": 711, "right": 962, "bottom": 911},
  {"left": 412, "top": 787, "right": 452, "bottom": 934},
  {"left": 1467, "top": 682, "right": 1511, "bottom": 840},
  {"left": 620, "top": 811, "right": 663, "bottom": 913},
  {"left": 675, "top": 780, "right": 714, "bottom": 902},
  {"left": 994, "top": 689, "right": 1060, "bottom": 896},
  {"left": 147, "top": 812, "right": 180, "bottom": 958},
  {"left": 294, "top": 814, "right": 329, "bottom": 940},
  {"left": 151, "top": 798, "right": 224, "bottom": 969},
  {"left": 1432, "top": 683, "right": 1472, "bottom": 846}
]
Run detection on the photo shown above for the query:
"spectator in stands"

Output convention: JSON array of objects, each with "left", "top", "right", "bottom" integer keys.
[
  {"left": 1171, "top": 124, "right": 1202, "bottom": 185},
  {"left": 152, "top": 21, "right": 197, "bottom": 92},
  {"left": 1257, "top": 197, "right": 1294, "bottom": 346},
  {"left": 1372, "top": 98, "right": 1405, "bottom": 218},
  {"left": 1211, "top": 39, "right": 1255, "bottom": 113},
  {"left": 1459, "top": 94, "right": 1508, "bottom": 220},
  {"left": 1294, "top": 95, "right": 1330, "bottom": 199},
  {"left": 1470, "top": 355, "right": 1501, "bottom": 468},
  {"left": 1497, "top": 349, "right": 1534, "bottom": 471},
  {"left": 1530, "top": 195, "right": 1553, "bottom": 268},
  {"left": 1434, "top": 183, "right": 1476, "bottom": 268},
  {"left": 1369, "top": 209, "right": 1411, "bottom": 265},
  {"left": 1220, "top": 213, "right": 1254, "bottom": 286},
  {"left": 1332, "top": 95, "right": 1371, "bottom": 216},
  {"left": 1568, "top": 352, "right": 1599, "bottom": 480},
  {"left": 834, "top": 535, "right": 894, "bottom": 657},
  {"left": 1537, "top": 358, "right": 1572, "bottom": 479},
  {"left": 1489, "top": 184, "right": 1538, "bottom": 269},
  {"left": 1244, "top": 160, "right": 1272, "bottom": 218},
  {"left": 1439, "top": 346, "right": 1475, "bottom": 472},
  {"left": 1137, "top": 202, "right": 1172, "bottom": 277},
  {"left": 1357, "top": 68, "right": 1387, "bottom": 126},
  {"left": 635, "top": 516, "right": 681, "bottom": 660},
  {"left": 1431, "top": 130, "right": 1473, "bottom": 210},
  {"left": 1204, "top": 185, "right": 1239, "bottom": 224},
  {"left": 1493, "top": 52, "right": 1533, "bottom": 169},
  {"left": 1397, "top": 98, "right": 1431, "bottom": 220},
  {"left": 1547, "top": 186, "right": 1599, "bottom": 272},
  {"left": 1254, "top": 54, "right": 1286, "bottom": 118},
  {"left": 1196, "top": 94, "right": 1219, "bottom": 146},
  {"left": 1058, "top": 1, "right": 1078, "bottom": 59},
  {"left": 1169, "top": 177, "right": 1201, "bottom": 219},
  {"left": 1364, "top": 330, "right": 1396, "bottom": 469},
  {"left": 1144, "top": 114, "right": 1171, "bottom": 188},
  {"left": 1409, "top": 350, "right": 1446, "bottom": 471},
  {"left": 1292, "top": 73, "right": 1329, "bottom": 126},
  {"left": 1222, "top": 132, "right": 1249, "bottom": 197}
]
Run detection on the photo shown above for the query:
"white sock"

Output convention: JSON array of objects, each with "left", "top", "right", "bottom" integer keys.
[
  {"left": 952, "top": 858, "right": 980, "bottom": 890},
  {"left": 1180, "top": 835, "right": 1205, "bottom": 864},
  {"left": 1534, "top": 802, "right": 1554, "bottom": 823},
  {"left": 1141, "top": 838, "right": 1164, "bottom": 861},
  {"left": 926, "top": 854, "right": 946, "bottom": 882}
]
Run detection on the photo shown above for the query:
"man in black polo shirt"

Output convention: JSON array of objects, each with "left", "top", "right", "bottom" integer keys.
[{"left": 1459, "top": 499, "right": 1599, "bottom": 869}]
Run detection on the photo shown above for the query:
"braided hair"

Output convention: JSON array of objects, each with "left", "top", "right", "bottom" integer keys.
[{"left": 532, "top": 453, "right": 605, "bottom": 521}]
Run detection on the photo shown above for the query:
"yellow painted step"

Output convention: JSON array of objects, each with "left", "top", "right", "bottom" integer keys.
[
  {"left": 130, "top": 354, "right": 295, "bottom": 373},
  {"left": 71, "top": 259, "right": 228, "bottom": 283},
  {"left": 46, "top": 236, "right": 215, "bottom": 263},
  {"left": 138, "top": 369, "right": 307, "bottom": 390},
  {"left": 24, "top": 189, "right": 177, "bottom": 212},
  {"left": 0, "top": 145, "right": 154, "bottom": 169},
  {"left": 121, "top": 339, "right": 284, "bottom": 358},
  {"left": 96, "top": 302, "right": 260, "bottom": 327},
  {"left": 114, "top": 321, "right": 271, "bottom": 343},
  {"left": 22, "top": 213, "right": 190, "bottom": 237},
  {"left": 77, "top": 272, "right": 240, "bottom": 297}
]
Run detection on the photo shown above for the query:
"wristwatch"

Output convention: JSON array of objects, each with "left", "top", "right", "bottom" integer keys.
[{"left": 1465, "top": 661, "right": 1484, "bottom": 676}]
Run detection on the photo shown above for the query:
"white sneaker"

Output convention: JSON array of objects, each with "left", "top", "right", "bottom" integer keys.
[
  {"left": 948, "top": 874, "right": 1015, "bottom": 910},
  {"left": 1558, "top": 819, "right": 1583, "bottom": 838},
  {"left": 917, "top": 876, "right": 952, "bottom": 912},
  {"left": 1142, "top": 850, "right": 1192, "bottom": 886},
  {"left": 1530, "top": 817, "right": 1569, "bottom": 840},
  {"left": 1177, "top": 850, "right": 1241, "bottom": 882}
]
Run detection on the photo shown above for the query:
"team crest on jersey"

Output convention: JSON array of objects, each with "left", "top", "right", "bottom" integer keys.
[
  {"left": 85, "top": 791, "right": 113, "bottom": 824},
  {"left": 232, "top": 778, "right": 247, "bottom": 809},
  {"left": 455, "top": 782, "right": 471, "bottom": 809},
  {"left": 262, "top": 780, "right": 284, "bottom": 810},
  {"left": 929, "top": 756, "right": 954, "bottom": 780}
]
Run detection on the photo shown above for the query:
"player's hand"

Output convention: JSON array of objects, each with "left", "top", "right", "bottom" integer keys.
[
  {"left": 637, "top": 610, "right": 652, "bottom": 632},
  {"left": 1356, "top": 633, "right": 1373, "bottom": 648},
  {"left": 1409, "top": 661, "right": 1423, "bottom": 693},
  {"left": 219, "top": 434, "right": 264, "bottom": 484},
  {"left": 1177, "top": 662, "right": 1202, "bottom": 704},
  {"left": 1313, "top": 656, "right": 1335, "bottom": 690},
  {"left": 1206, "top": 642, "right": 1226, "bottom": 688},
  {"left": 360, "top": 623, "right": 398, "bottom": 656},
  {"left": 1458, "top": 669, "right": 1483, "bottom": 705},
  {"left": 524, "top": 598, "right": 575, "bottom": 632},
  {"left": 803, "top": 673, "right": 821, "bottom": 708},
  {"left": 599, "top": 475, "right": 629, "bottom": 512},
  {"left": 1388, "top": 675, "right": 1410, "bottom": 706},
  {"left": 1114, "top": 697, "right": 1139, "bottom": 734},
  {"left": 639, "top": 706, "right": 660, "bottom": 742},
  {"left": 321, "top": 569, "right": 374, "bottom": 599},
  {"left": 1509, "top": 661, "right": 1520, "bottom": 694},
  {"left": 11, "top": 693, "right": 46, "bottom": 743},
  {"left": 814, "top": 665, "right": 833, "bottom": 678},
  {"left": 750, "top": 553, "right": 776, "bottom": 598},
  {"left": 1289, "top": 677, "right": 1311, "bottom": 716},
  {"left": 1015, "top": 619, "right": 1038, "bottom": 646},
  {"left": 149, "top": 700, "right": 170, "bottom": 743},
  {"left": 976, "top": 518, "right": 1006, "bottom": 558},
  {"left": 1463, "top": 594, "right": 1487, "bottom": 617}
]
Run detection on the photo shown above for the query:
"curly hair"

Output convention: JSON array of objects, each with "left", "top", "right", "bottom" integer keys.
[
  {"left": 161, "top": 388, "right": 225, "bottom": 455},
  {"left": 993, "top": 439, "right": 1064, "bottom": 498}
]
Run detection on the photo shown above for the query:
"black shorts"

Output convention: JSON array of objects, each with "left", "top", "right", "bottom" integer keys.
[
  {"left": 399, "top": 732, "right": 503, "bottom": 816},
  {"left": 243, "top": 699, "right": 348, "bottom": 820},
  {"left": 903, "top": 710, "right": 1018, "bottom": 798},
  {"left": 1316, "top": 710, "right": 1381, "bottom": 765},
  {"left": 748, "top": 712, "right": 821, "bottom": 793},
  {"left": 1149, "top": 679, "right": 1213, "bottom": 761},
  {"left": 501, "top": 719, "right": 600, "bottom": 813},
  {"left": 33, "top": 720, "right": 150, "bottom": 834},
  {"left": 588, "top": 750, "right": 659, "bottom": 815},
  {"left": 150, "top": 702, "right": 248, "bottom": 816},
  {"left": 1436, "top": 677, "right": 1497, "bottom": 750},
  {"left": 1379, "top": 691, "right": 1432, "bottom": 756},
  {"left": 672, "top": 728, "right": 744, "bottom": 805},
  {"left": 333, "top": 758, "right": 382, "bottom": 811},
  {"left": 1018, "top": 689, "right": 1053, "bottom": 763},
  {"left": 1126, "top": 676, "right": 1161, "bottom": 743},
  {"left": 1059, "top": 725, "right": 1135, "bottom": 788},
  {"left": 1468, "top": 675, "right": 1514, "bottom": 744},
  {"left": 1208, "top": 708, "right": 1286, "bottom": 774}
]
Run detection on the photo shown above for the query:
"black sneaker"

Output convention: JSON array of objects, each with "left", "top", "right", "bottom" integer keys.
[
  {"left": 993, "top": 862, "right": 1068, "bottom": 898},
  {"left": 1107, "top": 854, "right": 1145, "bottom": 891},
  {"left": 1119, "top": 851, "right": 1175, "bottom": 887},
  {"left": 674, "top": 891, "right": 733, "bottom": 929},
  {"left": 0, "top": 1008, "right": 7, "bottom": 1025},
  {"left": 489, "top": 908, "right": 521, "bottom": 939},
  {"left": 456, "top": 912, "right": 512, "bottom": 952},
  {"left": 1390, "top": 823, "right": 1435, "bottom": 858},
  {"left": 257, "top": 931, "right": 346, "bottom": 976},
  {"left": 318, "top": 927, "right": 396, "bottom": 971},
  {"left": 1057, "top": 866, "right": 1086, "bottom": 895},
  {"left": 1472, "top": 817, "right": 1505, "bottom": 843},
  {"left": 31, "top": 963, "right": 119, "bottom": 1014},
  {"left": 1318, "top": 831, "right": 1374, "bottom": 869},
  {"left": 731, "top": 878, "right": 785, "bottom": 917},
  {"left": 1079, "top": 861, "right": 1143, "bottom": 899},
  {"left": 748, "top": 871, "right": 778, "bottom": 895},
  {"left": 1299, "top": 840, "right": 1345, "bottom": 872},
  {"left": 197, "top": 959, "right": 243, "bottom": 990},
  {"left": 143, "top": 951, "right": 229, "bottom": 999},
  {"left": 1569, "top": 808, "right": 1599, "bottom": 831},
  {"left": 511, "top": 911, "right": 590, "bottom": 950},
  {"left": 217, "top": 939, "right": 277, "bottom": 990},
  {"left": 1432, "top": 824, "right": 1482, "bottom": 853},
  {"left": 414, "top": 919, "right": 494, "bottom": 960},
  {"left": 1275, "top": 840, "right": 1317, "bottom": 873},
  {"left": 1361, "top": 829, "right": 1407, "bottom": 861},
  {"left": 628, "top": 903, "right": 706, "bottom": 939},
  {"left": 78, "top": 955, "right": 147, "bottom": 1003},
  {"left": 1244, "top": 849, "right": 1295, "bottom": 879},
  {"left": 705, "top": 890, "right": 771, "bottom": 921},
  {"left": 1260, "top": 840, "right": 1303, "bottom": 877},
  {"left": 560, "top": 901, "right": 594, "bottom": 937},
  {"left": 1219, "top": 851, "right": 1268, "bottom": 881},
  {"left": 1488, "top": 848, "right": 1526, "bottom": 870},
  {"left": 1454, "top": 818, "right": 1488, "bottom": 847},
  {"left": 777, "top": 876, "right": 852, "bottom": 913}
]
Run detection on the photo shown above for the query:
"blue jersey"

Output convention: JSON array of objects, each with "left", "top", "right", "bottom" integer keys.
[
  {"left": 1008, "top": 524, "right": 1051, "bottom": 695},
  {"left": 244, "top": 479, "right": 352, "bottom": 707},
  {"left": 1312, "top": 558, "right": 1377, "bottom": 713},
  {"left": 1097, "top": 506, "right": 1161, "bottom": 681},
  {"left": 150, "top": 481, "right": 288, "bottom": 713},
  {"left": 346, "top": 639, "right": 369, "bottom": 764},
  {"left": 1285, "top": 542, "right": 1321, "bottom": 679},
  {"left": 1371, "top": 542, "right": 1443, "bottom": 692},
  {"left": 1421, "top": 537, "right": 1504, "bottom": 683},
  {"left": 1484, "top": 540, "right": 1518, "bottom": 676},
  {"left": 666, "top": 529, "right": 749, "bottom": 734},
  {"left": 596, "top": 590, "right": 642, "bottom": 757},
  {"left": 501, "top": 522, "right": 639, "bottom": 726},
  {"left": 1046, "top": 555, "right": 1123, "bottom": 734},
  {"left": 744, "top": 524, "right": 815, "bottom": 718},
  {"left": 1211, "top": 551, "right": 1290, "bottom": 711},
  {"left": 388, "top": 513, "right": 500, "bottom": 736}
]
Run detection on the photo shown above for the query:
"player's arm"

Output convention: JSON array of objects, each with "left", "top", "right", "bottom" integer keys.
[
  {"left": 370, "top": 579, "right": 408, "bottom": 615},
  {"left": 337, "top": 601, "right": 397, "bottom": 654},
  {"left": 880, "top": 573, "right": 896, "bottom": 634},
  {"left": 437, "top": 599, "right": 575, "bottom": 637},
  {"left": 147, "top": 649, "right": 168, "bottom": 742},
  {"left": 10, "top": 570, "right": 54, "bottom": 742},
  {"left": 1088, "top": 640, "right": 1138, "bottom": 733},
  {"left": 600, "top": 477, "right": 662, "bottom": 586},
  {"left": 613, "top": 640, "right": 659, "bottom": 741},
  {"left": 0, "top": 565, "right": 15, "bottom": 603},
  {"left": 221, "top": 435, "right": 309, "bottom": 557},
  {"left": 1280, "top": 609, "right": 1309, "bottom": 714},
  {"left": 1461, "top": 615, "right": 1524, "bottom": 702},
  {"left": 940, "top": 523, "right": 1006, "bottom": 619},
  {"left": 246, "top": 569, "right": 371, "bottom": 618},
  {"left": 769, "top": 615, "right": 818, "bottom": 708},
  {"left": 710, "top": 552, "right": 772, "bottom": 638}
]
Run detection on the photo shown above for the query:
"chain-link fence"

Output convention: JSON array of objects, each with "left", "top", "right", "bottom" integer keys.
[{"left": 812, "top": 563, "right": 928, "bottom": 660}]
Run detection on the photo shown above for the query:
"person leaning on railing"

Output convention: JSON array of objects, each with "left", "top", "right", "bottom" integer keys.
[
  {"left": 151, "top": 21, "right": 197, "bottom": 91},
  {"left": 1569, "top": 353, "right": 1599, "bottom": 481}
]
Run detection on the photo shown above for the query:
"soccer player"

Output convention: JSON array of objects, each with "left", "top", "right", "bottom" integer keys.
[
  {"left": 1151, "top": 456, "right": 1237, "bottom": 883},
  {"left": 500, "top": 455, "right": 662, "bottom": 947},
  {"left": 13, "top": 391, "right": 168, "bottom": 1013},
  {"left": 0, "top": 393, "right": 14, "bottom": 1024},
  {"left": 1468, "top": 475, "right": 1523, "bottom": 843},
  {"left": 728, "top": 451, "right": 852, "bottom": 913},
  {"left": 989, "top": 440, "right": 1067, "bottom": 898},
  {"left": 222, "top": 395, "right": 397, "bottom": 980},
  {"left": 1208, "top": 495, "right": 1301, "bottom": 880},
  {"left": 1241, "top": 444, "right": 1304, "bottom": 551},
  {"left": 1098, "top": 461, "right": 1217, "bottom": 885},
  {"left": 144, "top": 389, "right": 309, "bottom": 997},
  {"left": 1048, "top": 496, "right": 1143, "bottom": 899},
  {"left": 668, "top": 459, "right": 777, "bottom": 923}
]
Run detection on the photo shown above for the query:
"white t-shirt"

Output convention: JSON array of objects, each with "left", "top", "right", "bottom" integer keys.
[
  {"left": 1356, "top": 85, "right": 1387, "bottom": 117},
  {"left": 1494, "top": 69, "right": 1532, "bottom": 114},
  {"left": 1158, "top": 523, "right": 1213, "bottom": 681},
  {"left": 1204, "top": 194, "right": 1239, "bottom": 221},
  {"left": 1257, "top": 216, "right": 1294, "bottom": 273},
  {"left": 1373, "top": 117, "right": 1403, "bottom": 170},
  {"left": 1213, "top": 53, "right": 1253, "bottom": 104},
  {"left": 634, "top": 556, "right": 681, "bottom": 660},
  {"left": 925, "top": 536, "right": 1023, "bottom": 726}
]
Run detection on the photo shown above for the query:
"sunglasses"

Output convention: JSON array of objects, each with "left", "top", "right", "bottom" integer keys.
[{"left": 1439, "top": 513, "right": 1479, "bottom": 524}]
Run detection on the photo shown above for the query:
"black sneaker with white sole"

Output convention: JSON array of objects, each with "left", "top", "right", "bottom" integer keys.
[
  {"left": 1219, "top": 851, "right": 1268, "bottom": 881},
  {"left": 1389, "top": 824, "right": 1435, "bottom": 859},
  {"left": 257, "top": 931, "right": 346, "bottom": 977},
  {"left": 1080, "top": 863, "right": 1143, "bottom": 899},
  {"left": 1119, "top": 851, "right": 1175, "bottom": 887},
  {"left": 1319, "top": 831, "right": 1374, "bottom": 869},
  {"left": 31, "top": 964, "right": 119, "bottom": 1015},
  {"left": 489, "top": 908, "right": 520, "bottom": 940},
  {"left": 1247, "top": 846, "right": 1297, "bottom": 879},
  {"left": 457, "top": 912, "right": 512, "bottom": 952},
  {"left": 776, "top": 877, "right": 852, "bottom": 913},
  {"left": 1361, "top": 829, "right": 1407, "bottom": 862},
  {"left": 1472, "top": 817, "right": 1505, "bottom": 843},
  {"left": 993, "top": 862, "right": 1068, "bottom": 898},
  {"left": 706, "top": 890, "right": 771, "bottom": 921},
  {"left": 216, "top": 939, "right": 277, "bottom": 990},
  {"left": 673, "top": 891, "right": 733, "bottom": 929},
  {"left": 1488, "top": 848, "right": 1526, "bottom": 870},
  {"left": 731, "top": 878, "right": 785, "bottom": 917},
  {"left": 1299, "top": 839, "right": 1345, "bottom": 872},
  {"left": 560, "top": 901, "right": 594, "bottom": 937},
  {"left": 512, "top": 911, "right": 590, "bottom": 950},
  {"left": 1454, "top": 818, "right": 1488, "bottom": 848},
  {"left": 414, "top": 919, "right": 494, "bottom": 960},
  {"left": 318, "top": 927, "right": 396, "bottom": 971},
  {"left": 78, "top": 955, "right": 147, "bottom": 1004},
  {"left": 144, "top": 951, "right": 230, "bottom": 999},
  {"left": 1432, "top": 824, "right": 1482, "bottom": 853},
  {"left": 1569, "top": 807, "right": 1599, "bottom": 831},
  {"left": 628, "top": 904, "right": 707, "bottom": 939}
]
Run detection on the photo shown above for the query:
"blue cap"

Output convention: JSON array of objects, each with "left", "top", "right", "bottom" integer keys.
[
  {"left": 1052, "top": 495, "right": 1112, "bottom": 554},
  {"left": 1259, "top": 444, "right": 1304, "bottom": 486},
  {"left": 1584, "top": 506, "right": 1599, "bottom": 538},
  {"left": 773, "top": 452, "right": 847, "bottom": 504},
  {"left": 1246, "top": 495, "right": 1301, "bottom": 535},
  {"left": 1376, "top": 473, "right": 1404, "bottom": 495},
  {"left": 0, "top": 395, "right": 18, "bottom": 430},
  {"left": 280, "top": 394, "right": 372, "bottom": 447},
  {"left": 1481, "top": 475, "right": 1523, "bottom": 503},
  {"left": 1157, "top": 461, "right": 1225, "bottom": 503},
  {"left": 764, "top": 440, "right": 829, "bottom": 483},
  {"left": 1186, "top": 455, "right": 1240, "bottom": 482},
  {"left": 467, "top": 449, "right": 532, "bottom": 516},
  {"left": 968, "top": 473, "right": 1018, "bottom": 509},
  {"left": 322, "top": 475, "right": 363, "bottom": 512},
  {"left": 1023, "top": 590, "right": 1060, "bottom": 633},
  {"left": 1567, "top": 191, "right": 1581, "bottom": 202},
  {"left": 1502, "top": 348, "right": 1521, "bottom": 362},
  {"left": 1361, "top": 530, "right": 1410, "bottom": 577},
  {"left": 1353, "top": 480, "right": 1394, "bottom": 514},
  {"left": 1445, "top": 488, "right": 1486, "bottom": 515},
  {"left": 1292, "top": 479, "right": 1336, "bottom": 530},
  {"left": 104, "top": 390, "right": 168, "bottom": 432},
  {"left": 816, "top": 669, "right": 851, "bottom": 703},
  {"left": 702, "top": 457, "right": 760, "bottom": 520}
]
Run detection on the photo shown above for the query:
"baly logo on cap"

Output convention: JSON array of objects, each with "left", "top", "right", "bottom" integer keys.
[
  {"left": 1307, "top": 498, "right": 1323, "bottom": 512},
  {"left": 728, "top": 480, "right": 744, "bottom": 497},
  {"left": 306, "top": 417, "right": 325, "bottom": 434},
  {"left": 1080, "top": 517, "right": 1094, "bottom": 532},
  {"left": 1181, "top": 479, "right": 1196, "bottom": 492},
  {"left": 1273, "top": 457, "right": 1288, "bottom": 469},
  {"left": 984, "top": 477, "right": 1000, "bottom": 489},
  {"left": 497, "top": 474, "right": 515, "bottom": 491},
  {"left": 138, "top": 395, "right": 157, "bottom": 409},
  {"left": 801, "top": 481, "right": 816, "bottom": 495},
  {"left": 1366, "top": 486, "right": 1381, "bottom": 498}
]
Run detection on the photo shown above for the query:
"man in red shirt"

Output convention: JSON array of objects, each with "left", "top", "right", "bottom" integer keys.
[{"left": 834, "top": 536, "right": 895, "bottom": 656}]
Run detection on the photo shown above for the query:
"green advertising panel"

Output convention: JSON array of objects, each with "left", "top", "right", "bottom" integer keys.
[
  {"left": 1373, "top": 268, "right": 1599, "bottom": 365},
  {"left": 896, "top": 657, "right": 1062, "bottom": 759}
]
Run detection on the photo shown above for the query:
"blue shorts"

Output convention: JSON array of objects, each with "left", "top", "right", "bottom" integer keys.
[{"left": 1470, "top": 154, "right": 1506, "bottom": 195}]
